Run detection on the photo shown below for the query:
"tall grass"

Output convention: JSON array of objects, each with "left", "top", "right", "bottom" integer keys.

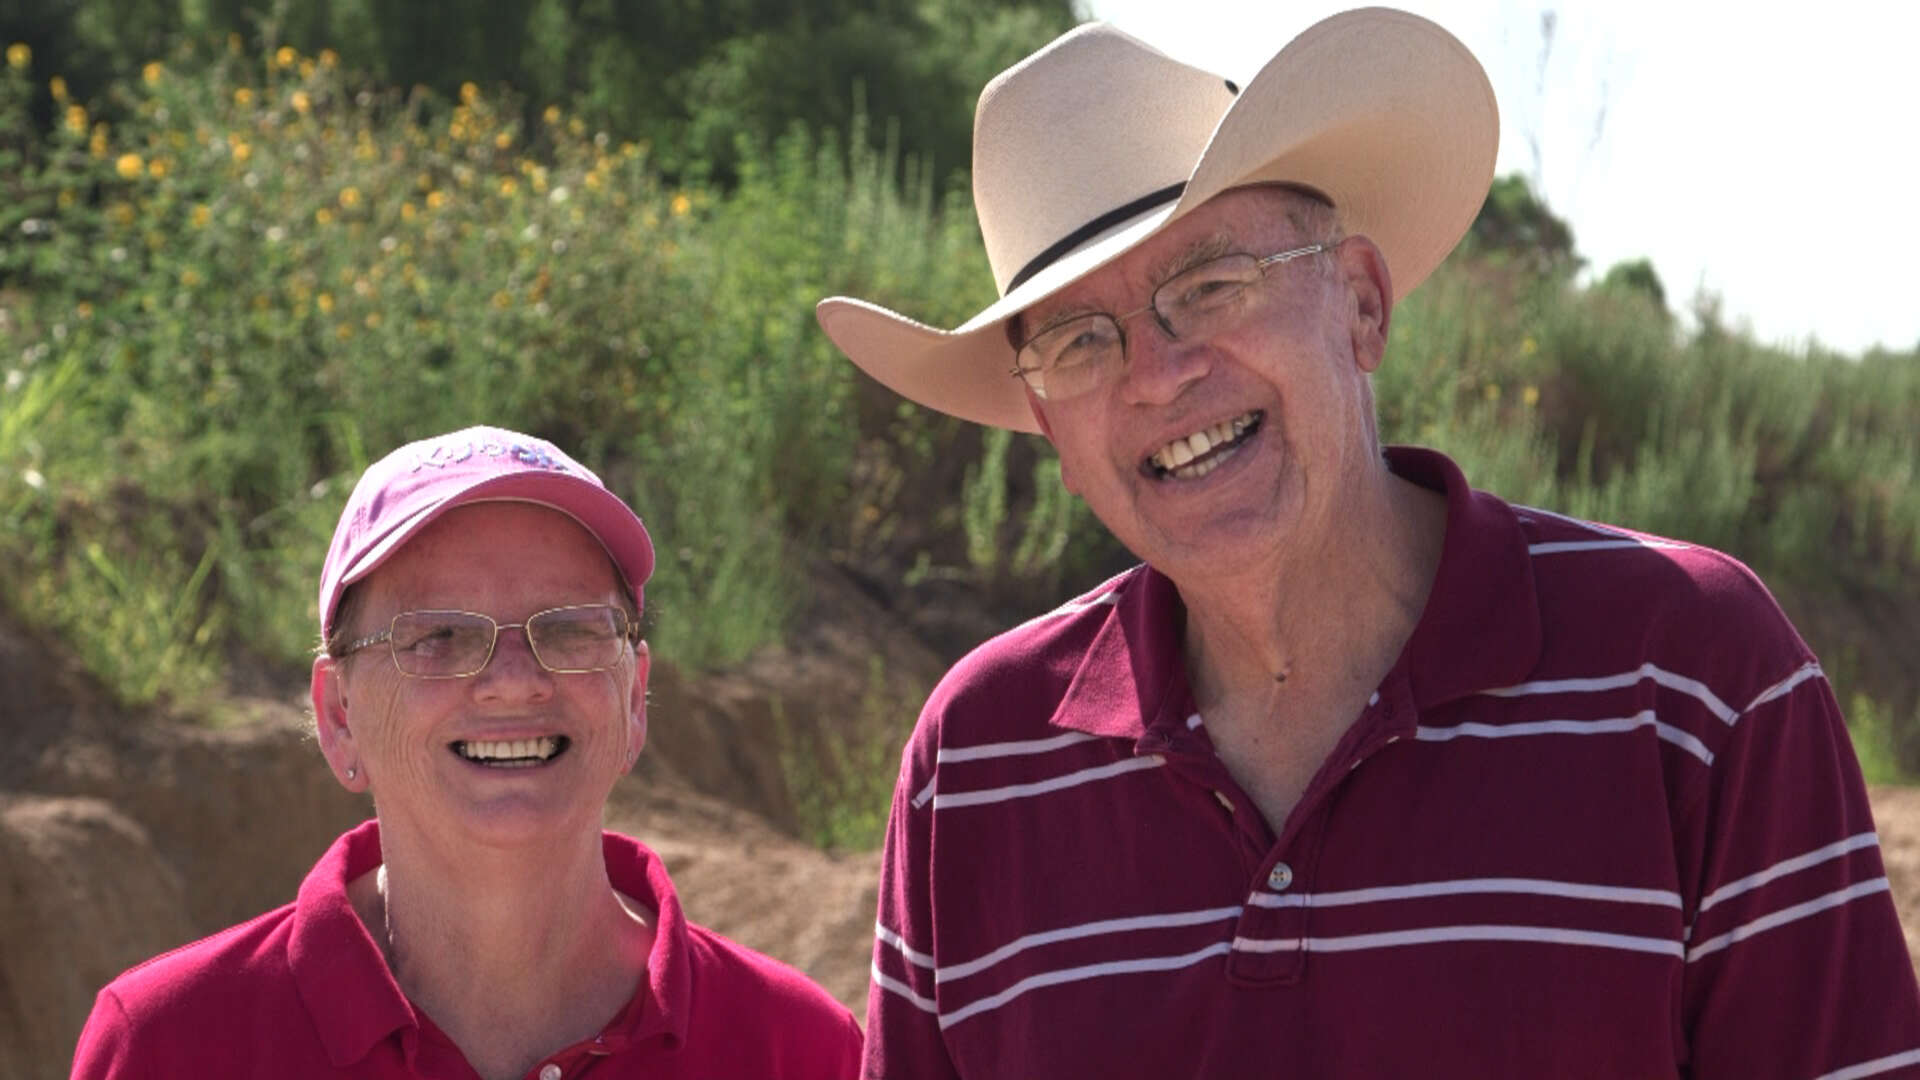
[{"left": 1, "top": 38, "right": 1915, "bottom": 788}]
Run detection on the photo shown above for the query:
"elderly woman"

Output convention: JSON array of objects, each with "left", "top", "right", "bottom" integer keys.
[{"left": 72, "top": 426, "right": 861, "bottom": 1079}]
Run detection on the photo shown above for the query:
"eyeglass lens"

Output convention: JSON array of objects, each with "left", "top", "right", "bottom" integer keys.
[
  {"left": 387, "top": 605, "right": 628, "bottom": 677},
  {"left": 1020, "top": 251, "right": 1309, "bottom": 401}
]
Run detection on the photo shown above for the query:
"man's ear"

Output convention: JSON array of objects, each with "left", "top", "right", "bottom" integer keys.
[
  {"left": 1338, "top": 236, "right": 1395, "bottom": 374},
  {"left": 625, "top": 640, "right": 650, "bottom": 772},
  {"left": 312, "top": 656, "right": 366, "bottom": 792}
]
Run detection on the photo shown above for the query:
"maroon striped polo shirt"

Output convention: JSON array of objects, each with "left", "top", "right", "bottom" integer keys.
[{"left": 864, "top": 447, "right": 1920, "bottom": 1079}]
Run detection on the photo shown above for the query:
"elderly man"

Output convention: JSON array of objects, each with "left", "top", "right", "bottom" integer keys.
[
  {"left": 72, "top": 426, "right": 862, "bottom": 1078},
  {"left": 816, "top": 11, "right": 1920, "bottom": 1078}
]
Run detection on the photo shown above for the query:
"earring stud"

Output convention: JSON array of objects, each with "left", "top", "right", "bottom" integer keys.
[{"left": 346, "top": 766, "right": 357, "bottom": 781}]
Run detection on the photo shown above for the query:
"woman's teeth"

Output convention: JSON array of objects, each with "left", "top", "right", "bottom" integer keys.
[{"left": 454, "top": 736, "right": 566, "bottom": 767}]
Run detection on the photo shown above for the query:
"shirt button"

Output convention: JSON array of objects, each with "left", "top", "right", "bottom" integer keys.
[
  {"left": 1268, "top": 862, "right": 1294, "bottom": 891},
  {"left": 1212, "top": 790, "right": 1234, "bottom": 812},
  {"left": 540, "top": 1065, "right": 562, "bottom": 1080}
]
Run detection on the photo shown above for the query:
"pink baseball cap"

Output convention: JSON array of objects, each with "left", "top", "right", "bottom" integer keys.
[{"left": 317, "top": 425, "right": 655, "bottom": 642}]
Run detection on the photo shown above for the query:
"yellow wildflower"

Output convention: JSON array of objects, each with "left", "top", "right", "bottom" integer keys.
[
  {"left": 141, "top": 61, "right": 162, "bottom": 86},
  {"left": 364, "top": 312, "right": 383, "bottom": 330},
  {"left": 64, "top": 104, "right": 87, "bottom": 134},
  {"left": 316, "top": 292, "right": 335, "bottom": 314},
  {"left": 57, "top": 189, "right": 74, "bottom": 209},
  {"left": 335, "top": 323, "right": 353, "bottom": 341},
  {"left": 147, "top": 157, "right": 169, "bottom": 179},
  {"left": 234, "top": 87, "right": 254, "bottom": 106},
  {"left": 1482, "top": 382, "right": 1501, "bottom": 402},
  {"left": 459, "top": 82, "right": 479, "bottom": 106},
  {"left": 400, "top": 201, "right": 417, "bottom": 221},
  {"left": 115, "top": 153, "right": 144, "bottom": 180},
  {"left": 425, "top": 190, "right": 447, "bottom": 210},
  {"left": 89, "top": 130, "right": 107, "bottom": 158},
  {"left": 498, "top": 177, "right": 517, "bottom": 197},
  {"left": 228, "top": 32, "right": 243, "bottom": 55},
  {"left": 449, "top": 121, "right": 466, "bottom": 141},
  {"left": 338, "top": 186, "right": 360, "bottom": 208},
  {"left": 180, "top": 268, "right": 202, "bottom": 287},
  {"left": 76, "top": 301, "right": 95, "bottom": 319},
  {"left": 191, "top": 204, "right": 211, "bottom": 227},
  {"left": 274, "top": 46, "right": 296, "bottom": 69},
  {"left": 567, "top": 116, "right": 584, "bottom": 137},
  {"left": 1520, "top": 335, "right": 1538, "bottom": 356},
  {"left": 584, "top": 171, "right": 603, "bottom": 191},
  {"left": 315, "top": 207, "right": 336, "bottom": 226},
  {"left": 231, "top": 139, "right": 252, "bottom": 163},
  {"left": 543, "top": 105, "right": 561, "bottom": 126},
  {"left": 491, "top": 290, "right": 512, "bottom": 310},
  {"left": 7, "top": 43, "right": 30, "bottom": 70},
  {"left": 290, "top": 89, "right": 311, "bottom": 115},
  {"left": 319, "top": 49, "right": 339, "bottom": 69},
  {"left": 50, "top": 76, "right": 67, "bottom": 101},
  {"left": 494, "top": 131, "right": 512, "bottom": 150},
  {"left": 109, "top": 203, "right": 134, "bottom": 226},
  {"left": 670, "top": 193, "right": 691, "bottom": 217},
  {"left": 299, "top": 58, "right": 314, "bottom": 79},
  {"left": 1522, "top": 385, "right": 1541, "bottom": 409}
]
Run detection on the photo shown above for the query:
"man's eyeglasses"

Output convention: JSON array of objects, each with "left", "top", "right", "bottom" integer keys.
[
  {"left": 332, "top": 604, "right": 638, "bottom": 679},
  {"left": 1010, "top": 243, "right": 1335, "bottom": 402}
]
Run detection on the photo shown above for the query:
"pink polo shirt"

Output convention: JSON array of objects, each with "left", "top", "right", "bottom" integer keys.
[
  {"left": 73, "top": 821, "right": 861, "bottom": 1078},
  {"left": 864, "top": 447, "right": 1920, "bottom": 1079}
]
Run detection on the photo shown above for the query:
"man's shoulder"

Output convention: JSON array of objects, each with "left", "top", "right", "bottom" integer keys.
[
  {"left": 929, "top": 565, "right": 1147, "bottom": 709},
  {"left": 1509, "top": 503, "right": 1814, "bottom": 686},
  {"left": 1516, "top": 506, "right": 1796, "bottom": 625}
]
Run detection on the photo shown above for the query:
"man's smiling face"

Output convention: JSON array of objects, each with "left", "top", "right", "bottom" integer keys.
[{"left": 1023, "top": 185, "right": 1393, "bottom": 585}]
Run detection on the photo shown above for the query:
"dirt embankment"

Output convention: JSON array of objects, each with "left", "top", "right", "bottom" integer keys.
[{"left": 4, "top": 566, "right": 1918, "bottom": 1080}]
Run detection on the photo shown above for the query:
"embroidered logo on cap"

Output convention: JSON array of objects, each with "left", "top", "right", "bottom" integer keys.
[{"left": 410, "top": 436, "right": 570, "bottom": 473}]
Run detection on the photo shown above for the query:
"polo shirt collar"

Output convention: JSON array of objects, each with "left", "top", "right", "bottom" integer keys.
[
  {"left": 289, "top": 822, "right": 696, "bottom": 1067},
  {"left": 288, "top": 820, "right": 416, "bottom": 1069},
  {"left": 1047, "top": 446, "right": 1541, "bottom": 740},
  {"left": 599, "top": 831, "right": 694, "bottom": 1050}
]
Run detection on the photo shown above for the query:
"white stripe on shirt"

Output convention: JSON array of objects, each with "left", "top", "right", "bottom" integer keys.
[
  {"left": 875, "top": 920, "right": 936, "bottom": 970},
  {"left": 1743, "top": 659, "right": 1825, "bottom": 714},
  {"left": 1415, "top": 711, "right": 1715, "bottom": 765},
  {"left": 870, "top": 960, "right": 939, "bottom": 1014},
  {"left": 1528, "top": 538, "right": 1691, "bottom": 555},
  {"left": 1236, "top": 924, "right": 1683, "bottom": 959},
  {"left": 937, "top": 906, "right": 1243, "bottom": 983},
  {"left": 937, "top": 731, "right": 1101, "bottom": 764},
  {"left": 938, "top": 942, "right": 1233, "bottom": 1029},
  {"left": 1687, "top": 877, "right": 1893, "bottom": 963},
  {"left": 1696, "top": 831, "right": 1881, "bottom": 917},
  {"left": 932, "top": 756, "right": 1165, "bottom": 810},
  {"left": 1813, "top": 1048, "right": 1920, "bottom": 1080},
  {"left": 1247, "top": 876, "right": 1682, "bottom": 910},
  {"left": 1484, "top": 662, "right": 1739, "bottom": 725}
]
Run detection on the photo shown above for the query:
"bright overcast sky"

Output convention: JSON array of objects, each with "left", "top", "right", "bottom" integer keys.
[{"left": 1085, "top": 1, "right": 1920, "bottom": 355}]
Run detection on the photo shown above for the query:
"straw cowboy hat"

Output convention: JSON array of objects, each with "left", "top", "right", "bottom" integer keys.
[{"left": 814, "top": 7, "right": 1498, "bottom": 434}]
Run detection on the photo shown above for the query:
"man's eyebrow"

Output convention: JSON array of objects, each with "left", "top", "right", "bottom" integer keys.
[{"left": 1148, "top": 234, "right": 1235, "bottom": 284}]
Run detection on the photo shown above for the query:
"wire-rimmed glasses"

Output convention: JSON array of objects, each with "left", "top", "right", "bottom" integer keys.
[
  {"left": 332, "top": 603, "right": 638, "bottom": 678},
  {"left": 1010, "top": 242, "right": 1334, "bottom": 402}
]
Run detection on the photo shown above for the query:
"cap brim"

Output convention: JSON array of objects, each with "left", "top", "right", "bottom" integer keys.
[{"left": 815, "top": 8, "right": 1497, "bottom": 433}]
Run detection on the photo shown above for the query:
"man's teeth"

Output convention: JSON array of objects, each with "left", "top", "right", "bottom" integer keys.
[
  {"left": 455, "top": 737, "right": 564, "bottom": 767},
  {"left": 1150, "top": 413, "right": 1258, "bottom": 475}
]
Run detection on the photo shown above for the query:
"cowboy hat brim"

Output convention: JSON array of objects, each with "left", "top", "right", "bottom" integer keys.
[{"left": 815, "top": 8, "right": 1498, "bottom": 434}]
